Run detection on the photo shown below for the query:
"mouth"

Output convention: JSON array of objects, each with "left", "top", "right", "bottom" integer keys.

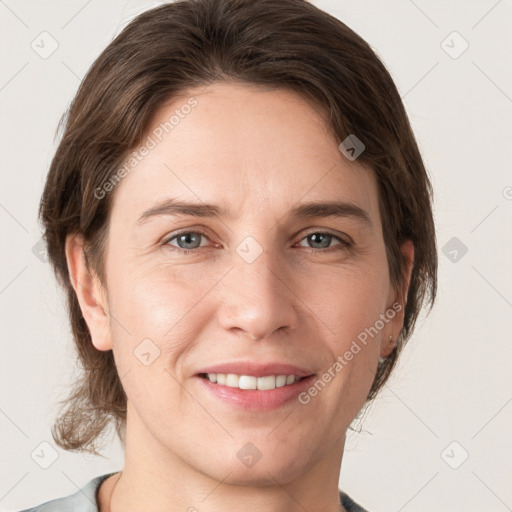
[{"left": 194, "top": 372, "right": 317, "bottom": 411}]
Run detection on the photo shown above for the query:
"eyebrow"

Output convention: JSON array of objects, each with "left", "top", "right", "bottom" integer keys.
[{"left": 137, "top": 198, "right": 373, "bottom": 228}]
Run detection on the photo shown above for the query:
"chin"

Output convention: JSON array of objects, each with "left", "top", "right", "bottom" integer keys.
[
  {"left": 196, "top": 443, "right": 313, "bottom": 487},
  {"left": 208, "top": 460, "right": 309, "bottom": 488}
]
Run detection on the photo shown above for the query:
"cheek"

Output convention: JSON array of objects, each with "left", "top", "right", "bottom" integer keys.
[
  {"left": 108, "top": 246, "right": 390, "bottom": 356},
  {"left": 305, "top": 259, "right": 390, "bottom": 340},
  {"left": 108, "top": 254, "right": 195, "bottom": 328},
  {"left": 106, "top": 265, "right": 200, "bottom": 419},
  {"left": 303, "top": 260, "right": 388, "bottom": 400},
  {"left": 107, "top": 259, "right": 216, "bottom": 368}
]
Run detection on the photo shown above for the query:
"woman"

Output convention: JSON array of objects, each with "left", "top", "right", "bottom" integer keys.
[{"left": 20, "top": 0, "right": 437, "bottom": 510}]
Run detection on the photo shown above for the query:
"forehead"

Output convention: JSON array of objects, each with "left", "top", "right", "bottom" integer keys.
[{"left": 111, "top": 82, "right": 379, "bottom": 224}]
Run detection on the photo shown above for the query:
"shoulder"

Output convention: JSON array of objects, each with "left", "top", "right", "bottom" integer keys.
[
  {"left": 15, "top": 473, "right": 115, "bottom": 512},
  {"left": 339, "top": 490, "right": 371, "bottom": 512}
]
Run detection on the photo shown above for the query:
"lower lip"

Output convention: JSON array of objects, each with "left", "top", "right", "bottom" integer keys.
[{"left": 194, "top": 375, "right": 316, "bottom": 411}]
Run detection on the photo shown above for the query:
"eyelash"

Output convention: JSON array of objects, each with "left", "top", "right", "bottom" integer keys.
[{"left": 162, "top": 229, "right": 352, "bottom": 255}]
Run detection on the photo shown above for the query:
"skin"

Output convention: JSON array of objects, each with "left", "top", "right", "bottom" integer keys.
[{"left": 66, "top": 82, "right": 414, "bottom": 512}]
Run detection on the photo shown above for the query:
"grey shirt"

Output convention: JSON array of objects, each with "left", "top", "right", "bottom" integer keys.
[{"left": 17, "top": 473, "right": 369, "bottom": 511}]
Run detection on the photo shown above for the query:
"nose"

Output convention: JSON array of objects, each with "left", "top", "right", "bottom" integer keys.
[{"left": 217, "top": 245, "right": 300, "bottom": 341}]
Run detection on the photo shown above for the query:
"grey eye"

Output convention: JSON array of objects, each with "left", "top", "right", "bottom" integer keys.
[
  {"left": 298, "top": 232, "right": 346, "bottom": 250},
  {"left": 167, "top": 231, "right": 207, "bottom": 250}
]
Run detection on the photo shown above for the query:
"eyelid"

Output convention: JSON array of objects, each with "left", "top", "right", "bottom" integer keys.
[
  {"left": 299, "top": 228, "right": 353, "bottom": 245},
  {"left": 162, "top": 227, "right": 213, "bottom": 246},
  {"left": 163, "top": 227, "right": 352, "bottom": 254}
]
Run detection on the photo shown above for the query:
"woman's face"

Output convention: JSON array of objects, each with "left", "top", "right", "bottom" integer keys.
[{"left": 79, "top": 82, "right": 412, "bottom": 485}]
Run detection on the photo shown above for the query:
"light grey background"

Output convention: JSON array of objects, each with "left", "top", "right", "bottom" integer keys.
[{"left": 1, "top": 1, "right": 511, "bottom": 511}]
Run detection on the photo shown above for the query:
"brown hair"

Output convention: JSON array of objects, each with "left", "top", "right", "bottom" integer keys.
[{"left": 40, "top": 0, "right": 437, "bottom": 455}]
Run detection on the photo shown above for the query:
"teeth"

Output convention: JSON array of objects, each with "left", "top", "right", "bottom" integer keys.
[
  {"left": 275, "top": 375, "right": 287, "bottom": 387},
  {"left": 205, "top": 373, "right": 300, "bottom": 390}
]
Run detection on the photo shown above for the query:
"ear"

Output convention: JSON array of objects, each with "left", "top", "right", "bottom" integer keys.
[
  {"left": 65, "top": 233, "right": 112, "bottom": 351},
  {"left": 381, "top": 239, "right": 415, "bottom": 358}
]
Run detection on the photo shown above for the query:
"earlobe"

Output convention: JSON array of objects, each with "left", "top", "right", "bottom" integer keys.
[
  {"left": 380, "top": 334, "right": 396, "bottom": 359},
  {"left": 400, "top": 239, "right": 415, "bottom": 304},
  {"left": 381, "top": 239, "right": 415, "bottom": 358},
  {"left": 65, "top": 234, "right": 112, "bottom": 351}
]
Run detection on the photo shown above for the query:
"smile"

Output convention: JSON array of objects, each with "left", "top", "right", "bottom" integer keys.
[{"left": 195, "top": 372, "right": 316, "bottom": 411}]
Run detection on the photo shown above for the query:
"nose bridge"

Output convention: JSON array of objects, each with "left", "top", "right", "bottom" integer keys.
[{"left": 218, "top": 239, "right": 299, "bottom": 339}]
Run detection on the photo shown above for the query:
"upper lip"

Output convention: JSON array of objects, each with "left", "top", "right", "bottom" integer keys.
[{"left": 195, "top": 362, "right": 316, "bottom": 378}]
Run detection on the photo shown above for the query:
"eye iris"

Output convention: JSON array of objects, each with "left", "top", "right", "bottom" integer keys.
[
  {"left": 309, "top": 233, "right": 331, "bottom": 249},
  {"left": 177, "top": 232, "right": 201, "bottom": 249}
]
